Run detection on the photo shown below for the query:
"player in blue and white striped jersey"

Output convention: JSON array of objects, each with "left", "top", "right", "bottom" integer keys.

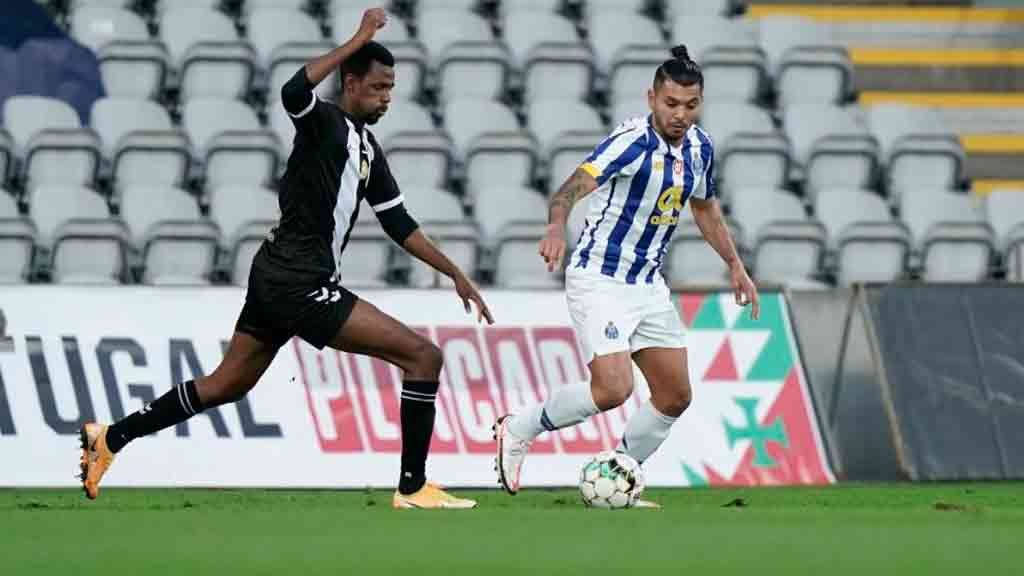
[{"left": 495, "top": 45, "right": 759, "bottom": 502}]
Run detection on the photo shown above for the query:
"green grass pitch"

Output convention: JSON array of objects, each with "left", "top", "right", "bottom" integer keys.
[{"left": 4, "top": 484, "right": 1022, "bottom": 575}]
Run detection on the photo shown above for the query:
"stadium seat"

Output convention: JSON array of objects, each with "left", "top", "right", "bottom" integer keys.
[
  {"left": 758, "top": 15, "right": 838, "bottom": 76},
  {"left": 731, "top": 187, "right": 826, "bottom": 287},
  {"left": 0, "top": 217, "right": 36, "bottom": 284},
  {"left": 866, "top": 105, "right": 964, "bottom": 200},
  {"left": 27, "top": 186, "right": 110, "bottom": 247},
  {"left": 248, "top": 9, "right": 330, "bottom": 96},
  {"left": 337, "top": 223, "right": 393, "bottom": 287},
  {"left": 182, "top": 99, "right": 281, "bottom": 189},
  {"left": 985, "top": 189, "right": 1024, "bottom": 252},
  {"left": 231, "top": 220, "right": 275, "bottom": 286},
  {"left": 209, "top": 185, "right": 280, "bottom": 247},
  {"left": 142, "top": 220, "right": 221, "bottom": 285},
  {"left": 776, "top": 47, "right": 853, "bottom": 107},
  {"left": 494, "top": 222, "right": 561, "bottom": 288},
  {"left": 372, "top": 98, "right": 436, "bottom": 147},
  {"left": 699, "top": 102, "right": 791, "bottom": 202},
  {"left": 498, "top": 0, "right": 562, "bottom": 13},
  {"left": 814, "top": 188, "right": 909, "bottom": 285},
  {"left": 244, "top": 0, "right": 309, "bottom": 14},
  {"left": 402, "top": 187, "right": 465, "bottom": 224},
  {"left": 547, "top": 130, "right": 606, "bottom": 196},
  {"left": 585, "top": 0, "right": 649, "bottom": 14},
  {"left": 69, "top": 5, "right": 149, "bottom": 53},
  {"left": 408, "top": 221, "right": 480, "bottom": 288},
  {"left": 118, "top": 186, "right": 202, "bottom": 244},
  {"left": 0, "top": 191, "right": 17, "bottom": 218},
  {"left": 51, "top": 218, "right": 130, "bottom": 284},
  {"left": 96, "top": 41, "right": 169, "bottom": 100},
  {"left": 465, "top": 132, "right": 539, "bottom": 197},
  {"left": 671, "top": 16, "right": 765, "bottom": 103},
  {"left": 472, "top": 185, "right": 548, "bottom": 244},
  {"left": 0, "top": 131, "right": 12, "bottom": 186},
  {"left": 611, "top": 98, "right": 650, "bottom": 127},
  {"left": 370, "top": 99, "right": 451, "bottom": 189},
  {"left": 526, "top": 98, "right": 604, "bottom": 157},
  {"left": 669, "top": 0, "right": 743, "bottom": 16},
  {"left": 1007, "top": 227, "right": 1024, "bottom": 283},
  {"left": 783, "top": 104, "right": 878, "bottom": 200},
  {"left": 3, "top": 96, "right": 101, "bottom": 190},
  {"left": 417, "top": 9, "right": 494, "bottom": 71},
  {"left": 609, "top": 47, "right": 669, "bottom": 108},
  {"left": 664, "top": 210, "right": 743, "bottom": 286},
  {"left": 161, "top": 8, "right": 256, "bottom": 101},
  {"left": 332, "top": 8, "right": 410, "bottom": 45},
  {"left": 434, "top": 36, "right": 509, "bottom": 102},
  {"left": 90, "top": 98, "right": 191, "bottom": 190},
  {"left": 899, "top": 187, "right": 991, "bottom": 281},
  {"left": 504, "top": 10, "right": 591, "bottom": 103},
  {"left": 921, "top": 223, "right": 995, "bottom": 283},
  {"left": 887, "top": 136, "right": 965, "bottom": 201},
  {"left": 671, "top": 15, "right": 760, "bottom": 62},
  {"left": 443, "top": 98, "right": 521, "bottom": 163},
  {"left": 587, "top": 10, "right": 664, "bottom": 75},
  {"left": 417, "top": 0, "right": 479, "bottom": 10}
]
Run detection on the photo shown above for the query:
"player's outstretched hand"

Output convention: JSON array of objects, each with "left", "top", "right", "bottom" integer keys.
[
  {"left": 538, "top": 224, "right": 566, "bottom": 273},
  {"left": 455, "top": 273, "right": 494, "bottom": 325},
  {"left": 356, "top": 8, "right": 388, "bottom": 42},
  {"left": 730, "top": 261, "right": 760, "bottom": 320}
]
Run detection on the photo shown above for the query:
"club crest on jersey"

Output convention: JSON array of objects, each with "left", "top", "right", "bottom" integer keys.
[
  {"left": 691, "top": 149, "right": 703, "bottom": 175},
  {"left": 360, "top": 159, "right": 370, "bottom": 181},
  {"left": 605, "top": 321, "right": 619, "bottom": 340},
  {"left": 653, "top": 159, "right": 664, "bottom": 171}
]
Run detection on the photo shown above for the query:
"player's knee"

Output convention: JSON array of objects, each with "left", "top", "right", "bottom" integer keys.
[
  {"left": 660, "top": 384, "right": 692, "bottom": 417},
  {"left": 591, "top": 373, "right": 633, "bottom": 410},
  {"left": 408, "top": 340, "right": 443, "bottom": 379}
]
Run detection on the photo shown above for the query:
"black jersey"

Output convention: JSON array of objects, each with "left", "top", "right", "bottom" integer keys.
[{"left": 256, "top": 66, "right": 418, "bottom": 285}]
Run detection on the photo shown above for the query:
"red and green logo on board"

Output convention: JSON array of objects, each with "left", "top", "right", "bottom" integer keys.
[{"left": 676, "top": 293, "right": 834, "bottom": 486}]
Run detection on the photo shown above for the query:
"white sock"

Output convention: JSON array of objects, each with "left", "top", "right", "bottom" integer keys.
[
  {"left": 508, "top": 382, "right": 599, "bottom": 441},
  {"left": 616, "top": 401, "right": 678, "bottom": 464}
]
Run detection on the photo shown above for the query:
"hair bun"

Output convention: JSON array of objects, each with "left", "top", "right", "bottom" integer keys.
[{"left": 670, "top": 44, "right": 690, "bottom": 61}]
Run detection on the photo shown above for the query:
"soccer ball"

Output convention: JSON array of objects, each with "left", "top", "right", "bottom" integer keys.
[{"left": 578, "top": 451, "right": 644, "bottom": 509}]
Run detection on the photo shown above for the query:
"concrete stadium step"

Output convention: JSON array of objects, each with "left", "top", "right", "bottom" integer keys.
[
  {"left": 858, "top": 93, "right": 1024, "bottom": 133},
  {"left": 852, "top": 49, "right": 1024, "bottom": 93},
  {"left": 959, "top": 135, "right": 1024, "bottom": 191},
  {"left": 747, "top": 5, "right": 1024, "bottom": 49}
]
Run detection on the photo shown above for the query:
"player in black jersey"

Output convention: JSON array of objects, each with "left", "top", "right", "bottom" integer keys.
[{"left": 79, "top": 8, "right": 491, "bottom": 509}]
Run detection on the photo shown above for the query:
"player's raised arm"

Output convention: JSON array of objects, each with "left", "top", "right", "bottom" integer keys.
[{"left": 280, "top": 8, "right": 386, "bottom": 114}]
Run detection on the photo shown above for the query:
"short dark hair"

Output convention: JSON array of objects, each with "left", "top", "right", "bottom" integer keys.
[
  {"left": 654, "top": 44, "right": 703, "bottom": 89},
  {"left": 339, "top": 41, "right": 395, "bottom": 80}
]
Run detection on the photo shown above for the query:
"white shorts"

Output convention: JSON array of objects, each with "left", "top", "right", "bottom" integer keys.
[{"left": 565, "top": 268, "right": 686, "bottom": 363}]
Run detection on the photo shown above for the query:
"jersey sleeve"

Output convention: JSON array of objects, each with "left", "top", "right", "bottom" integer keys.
[
  {"left": 365, "top": 135, "right": 419, "bottom": 245},
  {"left": 690, "top": 133, "right": 716, "bottom": 201},
  {"left": 280, "top": 66, "right": 328, "bottom": 137},
  {"left": 578, "top": 126, "right": 648, "bottom": 187}
]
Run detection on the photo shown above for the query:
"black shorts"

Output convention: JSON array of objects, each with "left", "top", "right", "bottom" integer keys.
[{"left": 235, "top": 257, "right": 358, "bottom": 350}]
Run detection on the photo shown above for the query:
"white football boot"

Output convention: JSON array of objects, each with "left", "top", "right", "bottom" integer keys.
[{"left": 493, "top": 415, "right": 532, "bottom": 495}]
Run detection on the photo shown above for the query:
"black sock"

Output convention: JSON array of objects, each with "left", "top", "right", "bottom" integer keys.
[
  {"left": 105, "top": 380, "right": 203, "bottom": 453},
  {"left": 398, "top": 380, "right": 439, "bottom": 495}
]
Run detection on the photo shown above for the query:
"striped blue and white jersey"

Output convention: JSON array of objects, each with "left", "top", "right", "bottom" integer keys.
[{"left": 571, "top": 116, "right": 716, "bottom": 284}]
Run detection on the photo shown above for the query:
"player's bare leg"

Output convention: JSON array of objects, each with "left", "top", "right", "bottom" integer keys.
[
  {"left": 80, "top": 332, "right": 277, "bottom": 499},
  {"left": 328, "top": 299, "right": 476, "bottom": 509},
  {"left": 495, "top": 351, "right": 634, "bottom": 494},
  {"left": 618, "top": 346, "right": 692, "bottom": 508}
]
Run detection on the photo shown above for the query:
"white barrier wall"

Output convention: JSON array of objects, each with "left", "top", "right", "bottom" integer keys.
[{"left": 0, "top": 287, "right": 834, "bottom": 488}]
